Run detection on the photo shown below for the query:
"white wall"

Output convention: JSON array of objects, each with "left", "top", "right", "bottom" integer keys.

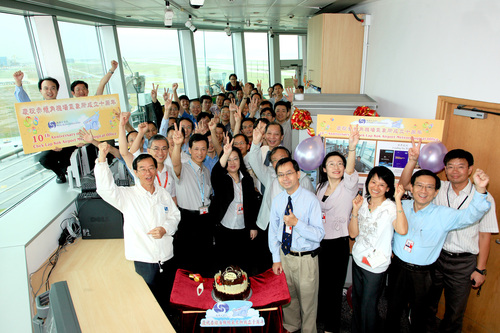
[{"left": 351, "top": 0, "right": 500, "bottom": 119}]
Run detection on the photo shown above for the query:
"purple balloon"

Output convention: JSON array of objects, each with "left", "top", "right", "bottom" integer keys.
[
  {"left": 294, "top": 135, "right": 325, "bottom": 171},
  {"left": 418, "top": 142, "right": 448, "bottom": 173}
]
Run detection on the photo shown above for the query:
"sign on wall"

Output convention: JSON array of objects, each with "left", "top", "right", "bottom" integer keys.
[{"left": 15, "top": 94, "right": 120, "bottom": 154}]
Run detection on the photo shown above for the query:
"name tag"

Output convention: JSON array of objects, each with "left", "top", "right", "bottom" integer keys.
[
  {"left": 404, "top": 239, "right": 414, "bottom": 253},
  {"left": 364, "top": 249, "right": 387, "bottom": 268},
  {"left": 164, "top": 206, "right": 169, "bottom": 213},
  {"left": 285, "top": 225, "right": 292, "bottom": 234},
  {"left": 322, "top": 211, "right": 326, "bottom": 223},
  {"left": 236, "top": 203, "right": 244, "bottom": 215},
  {"left": 199, "top": 205, "right": 209, "bottom": 215}
]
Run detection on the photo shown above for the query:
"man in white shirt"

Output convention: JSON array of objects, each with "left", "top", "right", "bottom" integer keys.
[{"left": 95, "top": 142, "right": 180, "bottom": 313}]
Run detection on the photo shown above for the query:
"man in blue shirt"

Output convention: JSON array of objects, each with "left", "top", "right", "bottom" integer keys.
[
  {"left": 386, "top": 169, "right": 491, "bottom": 333},
  {"left": 269, "top": 157, "right": 325, "bottom": 333}
]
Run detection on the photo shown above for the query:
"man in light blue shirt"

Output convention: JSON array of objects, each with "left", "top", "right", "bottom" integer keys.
[
  {"left": 268, "top": 157, "right": 324, "bottom": 333},
  {"left": 386, "top": 169, "right": 491, "bottom": 333}
]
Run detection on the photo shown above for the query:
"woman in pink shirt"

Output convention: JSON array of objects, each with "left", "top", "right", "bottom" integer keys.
[{"left": 316, "top": 126, "right": 359, "bottom": 333}]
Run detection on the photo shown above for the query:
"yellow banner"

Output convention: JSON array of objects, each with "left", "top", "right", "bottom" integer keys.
[
  {"left": 317, "top": 115, "right": 444, "bottom": 142},
  {"left": 15, "top": 94, "right": 120, "bottom": 154}
]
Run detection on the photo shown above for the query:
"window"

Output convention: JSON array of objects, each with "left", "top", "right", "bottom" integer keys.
[
  {"left": 58, "top": 21, "right": 103, "bottom": 96},
  {"left": 194, "top": 31, "right": 233, "bottom": 96},
  {"left": 0, "top": 13, "right": 53, "bottom": 214},
  {"left": 244, "top": 32, "right": 269, "bottom": 98},
  {"left": 117, "top": 27, "right": 182, "bottom": 111},
  {"left": 279, "top": 35, "right": 299, "bottom": 60}
]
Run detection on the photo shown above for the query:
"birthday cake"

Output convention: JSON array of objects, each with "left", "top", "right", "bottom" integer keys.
[{"left": 213, "top": 266, "right": 251, "bottom": 301}]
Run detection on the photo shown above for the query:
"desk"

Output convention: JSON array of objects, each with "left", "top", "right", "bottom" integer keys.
[
  {"left": 36, "top": 238, "right": 174, "bottom": 332},
  {"left": 170, "top": 269, "right": 291, "bottom": 332}
]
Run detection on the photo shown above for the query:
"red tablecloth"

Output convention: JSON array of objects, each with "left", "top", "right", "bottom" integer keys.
[{"left": 170, "top": 268, "right": 291, "bottom": 310}]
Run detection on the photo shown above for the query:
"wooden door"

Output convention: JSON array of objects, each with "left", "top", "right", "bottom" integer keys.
[{"left": 436, "top": 96, "right": 500, "bottom": 333}]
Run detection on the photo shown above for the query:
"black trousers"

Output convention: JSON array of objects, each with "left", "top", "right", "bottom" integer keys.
[
  {"left": 318, "top": 237, "right": 350, "bottom": 333},
  {"left": 351, "top": 261, "right": 387, "bottom": 333},
  {"left": 426, "top": 251, "right": 476, "bottom": 333},
  {"left": 38, "top": 146, "right": 76, "bottom": 175},
  {"left": 386, "top": 256, "right": 433, "bottom": 333},
  {"left": 173, "top": 208, "right": 214, "bottom": 276}
]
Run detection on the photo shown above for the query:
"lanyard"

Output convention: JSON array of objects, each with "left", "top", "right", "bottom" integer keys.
[
  {"left": 446, "top": 183, "right": 473, "bottom": 209},
  {"left": 188, "top": 160, "right": 206, "bottom": 205},
  {"left": 156, "top": 171, "right": 168, "bottom": 188}
]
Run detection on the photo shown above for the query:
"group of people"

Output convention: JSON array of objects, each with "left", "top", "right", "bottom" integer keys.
[{"left": 14, "top": 69, "right": 497, "bottom": 333}]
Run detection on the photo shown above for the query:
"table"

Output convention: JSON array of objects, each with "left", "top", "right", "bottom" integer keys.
[
  {"left": 33, "top": 239, "right": 175, "bottom": 332},
  {"left": 170, "top": 269, "right": 291, "bottom": 332}
]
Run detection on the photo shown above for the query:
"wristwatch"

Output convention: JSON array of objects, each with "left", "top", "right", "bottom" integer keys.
[{"left": 475, "top": 268, "right": 487, "bottom": 276}]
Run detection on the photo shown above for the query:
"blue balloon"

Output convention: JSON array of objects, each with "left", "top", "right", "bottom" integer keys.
[{"left": 293, "top": 135, "right": 325, "bottom": 171}]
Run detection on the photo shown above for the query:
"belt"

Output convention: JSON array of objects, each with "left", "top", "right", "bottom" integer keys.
[
  {"left": 441, "top": 249, "right": 474, "bottom": 258},
  {"left": 288, "top": 248, "right": 321, "bottom": 258},
  {"left": 395, "top": 256, "right": 432, "bottom": 271}
]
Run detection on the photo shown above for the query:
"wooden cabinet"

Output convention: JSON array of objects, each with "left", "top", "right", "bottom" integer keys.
[{"left": 306, "top": 13, "right": 365, "bottom": 93}]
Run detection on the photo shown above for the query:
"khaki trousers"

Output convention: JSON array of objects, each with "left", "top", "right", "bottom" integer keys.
[{"left": 280, "top": 249, "right": 319, "bottom": 333}]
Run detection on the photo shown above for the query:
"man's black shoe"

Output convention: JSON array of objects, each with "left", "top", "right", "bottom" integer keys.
[{"left": 56, "top": 173, "right": 67, "bottom": 184}]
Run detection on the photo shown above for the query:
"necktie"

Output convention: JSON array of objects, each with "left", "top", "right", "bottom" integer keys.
[
  {"left": 281, "top": 196, "right": 293, "bottom": 255},
  {"left": 264, "top": 150, "right": 272, "bottom": 167}
]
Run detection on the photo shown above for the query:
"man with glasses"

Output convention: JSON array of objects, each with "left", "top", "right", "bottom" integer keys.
[
  {"left": 95, "top": 142, "right": 180, "bottom": 314},
  {"left": 268, "top": 157, "right": 324, "bottom": 333},
  {"left": 386, "top": 159, "right": 491, "bottom": 333},
  {"left": 399, "top": 141, "right": 498, "bottom": 333}
]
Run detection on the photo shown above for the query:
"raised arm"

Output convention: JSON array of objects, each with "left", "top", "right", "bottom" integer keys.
[
  {"left": 345, "top": 125, "right": 359, "bottom": 175},
  {"left": 229, "top": 102, "right": 238, "bottom": 132},
  {"left": 219, "top": 138, "right": 233, "bottom": 168},
  {"left": 171, "top": 123, "right": 185, "bottom": 178},
  {"left": 150, "top": 83, "right": 159, "bottom": 104},
  {"left": 96, "top": 60, "right": 118, "bottom": 95},
  {"left": 118, "top": 111, "right": 135, "bottom": 169},
  {"left": 393, "top": 184, "right": 408, "bottom": 235},
  {"left": 473, "top": 169, "right": 489, "bottom": 194},
  {"left": 162, "top": 89, "right": 172, "bottom": 119},
  {"left": 233, "top": 110, "right": 242, "bottom": 135},
  {"left": 13, "top": 71, "right": 31, "bottom": 102},
  {"left": 208, "top": 119, "right": 223, "bottom": 157},
  {"left": 400, "top": 136, "right": 421, "bottom": 190},
  {"left": 130, "top": 122, "right": 147, "bottom": 154},
  {"left": 78, "top": 128, "right": 120, "bottom": 158},
  {"left": 348, "top": 195, "right": 363, "bottom": 238}
]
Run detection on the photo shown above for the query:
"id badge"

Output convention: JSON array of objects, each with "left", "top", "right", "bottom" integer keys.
[
  {"left": 322, "top": 211, "right": 326, "bottom": 223},
  {"left": 285, "top": 225, "right": 292, "bottom": 234},
  {"left": 236, "top": 203, "right": 244, "bottom": 215},
  {"left": 199, "top": 205, "right": 209, "bottom": 215},
  {"left": 366, "top": 249, "right": 388, "bottom": 268},
  {"left": 404, "top": 239, "right": 414, "bottom": 253}
]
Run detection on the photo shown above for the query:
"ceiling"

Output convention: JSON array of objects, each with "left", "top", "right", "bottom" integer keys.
[{"left": 1, "top": 0, "right": 366, "bottom": 33}]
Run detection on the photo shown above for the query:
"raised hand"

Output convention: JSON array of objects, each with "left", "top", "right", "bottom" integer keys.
[
  {"left": 151, "top": 84, "right": 159, "bottom": 103},
  {"left": 162, "top": 88, "right": 171, "bottom": 102},
  {"left": 352, "top": 194, "right": 363, "bottom": 213},
  {"left": 473, "top": 169, "right": 489, "bottom": 192},
  {"left": 234, "top": 109, "right": 241, "bottom": 123},
  {"left": 78, "top": 128, "right": 94, "bottom": 143},
  {"left": 208, "top": 118, "right": 217, "bottom": 132},
  {"left": 223, "top": 138, "right": 234, "bottom": 156},
  {"left": 13, "top": 71, "right": 24, "bottom": 86},
  {"left": 120, "top": 112, "right": 131, "bottom": 126},
  {"left": 172, "top": 82, "right": 178, "bottom": 91},
  {"left": 172, "top": 123, "right": 184, "bottom": 146},
  {"left": 252, "top": 122, "right": 265, "bottom": 144},
  {"left": 110, "top": 60, "right": 118, "bottom": 71},
  {"left": 137, "top": 122, "right": 148, "bottom": 135},
  {"left": 229, "top": 102, "right": 238, "bottom": 113},
  {"left": 249, "top": 98, "right": 259, "bottom": 114},
  {"left": 292, "top": 75, "right": 299, "bottom": 88},
  {"left": 256, "top": 79, "right": 262, "bottom": 90},
  {"left": 285, "top": 87, "right": 294, "bottom": 103},
  {"left": 349, "top": 125, "right": 360, "bottom": 148},
  {"left": 395, "top": 184, "right": 405, "bottom": 200},
  {"left": 408, "top": 136, "right": 422, "bottom": 162},
  {"left": 98, "top": 142, "right": 110, "bottom": 161}
]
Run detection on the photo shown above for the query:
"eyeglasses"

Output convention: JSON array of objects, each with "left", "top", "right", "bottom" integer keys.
[
  {"left": 227, "top": 157, "right": 239, "bottom": 162},
  {"left": 138, "top": 167, "right": 156, "bottom": 174},
  {"left": 233, "top": 141, "right": 246, "bottom": 146},
  {"left": 277, "top": 171, "right": 296, "bottom": 179},
  {"left": 413, "top": 183, "right": 435, "bottom": 191},
  {"left": 151, "top": 147, "right": 168, "bottom": 152}
]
